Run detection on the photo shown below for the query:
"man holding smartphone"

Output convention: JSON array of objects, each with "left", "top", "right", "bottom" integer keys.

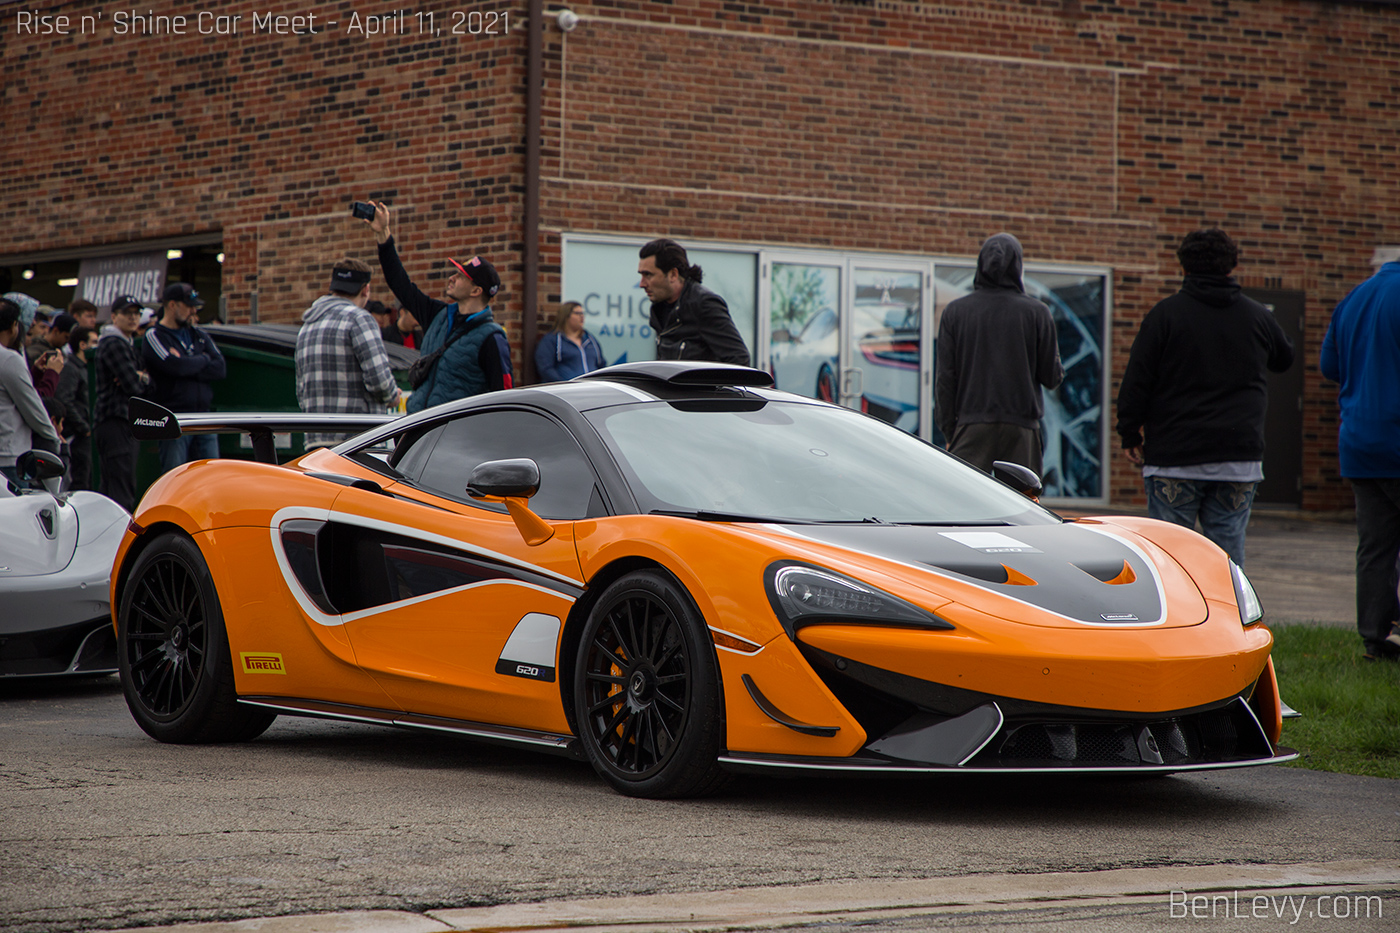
[{"left": 361, "top": 201, "right": 512, "bottom": 412}]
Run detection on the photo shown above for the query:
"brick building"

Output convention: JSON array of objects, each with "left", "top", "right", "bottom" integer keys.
[{"left": 3, "top": 0, "right": 1397, "bottom": 509}]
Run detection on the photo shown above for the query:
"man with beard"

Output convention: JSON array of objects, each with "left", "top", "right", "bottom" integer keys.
[
  {"left": 638, "top": 238, "right": 750, "bottom": 365},
  {"left": 365, "top": 202, "right": 512, "bottom": 413},
  {"left": 0, "top": 298, "right": 61, "bottom": 492}
]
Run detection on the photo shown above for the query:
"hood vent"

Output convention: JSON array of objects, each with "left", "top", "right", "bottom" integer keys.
[
  {"left": 1075, "top": 559, "right": 1137, "bottom": 586},
  {"left": 928, "top": 562, "right": 1037, "bottom": 586}
]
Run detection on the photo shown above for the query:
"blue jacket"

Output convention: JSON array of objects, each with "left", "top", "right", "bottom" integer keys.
[
  {"left": 534, "top": 330, "right": 605, "bottom": 382},
  {"left": 1321, "top": 262, "right": 1400, "bottom": 477},
  {"left": 376, "top": 237, "right": 513, "bottom": 414},
  {"left": 408, "top": 306, "right": 508, "bottom": 414}
]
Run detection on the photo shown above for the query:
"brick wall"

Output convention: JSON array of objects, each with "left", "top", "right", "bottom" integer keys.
[
  {"left": 1, "top": 0, "right": 525, "bottom": 343},
  {"left": 534, "top": 0, "right": 1399, "bottom": 511},
  {"left": 4, "top": 0, "right": 1397, "bottom": 509}
]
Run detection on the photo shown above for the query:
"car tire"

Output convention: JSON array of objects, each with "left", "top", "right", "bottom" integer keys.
[
  {"left": 117, "top": 531, "right": 276, "bottom": 744},
  {"left": 816, "top": 365, "right": 837, "bottom": 403},
  {"left": 573, "top": 569, "right": 728, "bottom": 798}
]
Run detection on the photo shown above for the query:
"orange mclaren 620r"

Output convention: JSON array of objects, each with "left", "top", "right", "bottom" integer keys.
[{"left": 114, "top": 362, "right": 1295, "bottom": 798}]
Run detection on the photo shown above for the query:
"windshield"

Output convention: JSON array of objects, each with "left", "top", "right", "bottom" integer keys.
[{"left": 585, "top": 400, "right": 1059, "bottom": 525}]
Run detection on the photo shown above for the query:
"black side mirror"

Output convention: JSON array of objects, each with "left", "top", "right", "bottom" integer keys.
[
  {"left": 991, "top": 460, "right": 1043, "bottom": 499},
  {"left": 16, "top": 449, "right": 65, "bottom": 482},
  {"left": 466, "top": 459, "right": 541, "bottom": 500}
]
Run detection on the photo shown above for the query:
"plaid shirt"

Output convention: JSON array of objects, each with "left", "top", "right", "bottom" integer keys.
[
  {"left": 94, "top": 328, "right": 147, "bottom": 424},
  {"left": 295, "top": 294, "right": 399, "bottom": 446}
]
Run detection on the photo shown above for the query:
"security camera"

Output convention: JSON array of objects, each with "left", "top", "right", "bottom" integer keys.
[{"left": 556, "top": 9, "right": 579, "bottom": 32}]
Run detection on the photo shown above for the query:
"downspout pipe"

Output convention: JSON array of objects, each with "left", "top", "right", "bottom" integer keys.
[{"left": 522, "top": 0, "right": 543, "bottom": 384}]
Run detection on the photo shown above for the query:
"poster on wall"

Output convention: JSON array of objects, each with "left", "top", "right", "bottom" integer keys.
[
  {"left": 76, "top": 252, "right": 167, "bottom": 312},
  {"left": 934, "top": 265, "right": 1106, "bottom": 500},
  {"left": 561, "top": 239, "right": 757, "bottom": 366}
]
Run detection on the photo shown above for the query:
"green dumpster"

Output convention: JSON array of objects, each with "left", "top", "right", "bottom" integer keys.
[{"left": 128, "top": 324, "right": 415, "bottom": 499}]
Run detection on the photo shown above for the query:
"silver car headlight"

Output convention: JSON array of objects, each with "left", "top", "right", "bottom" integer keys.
[{"left": 1230, "top": 560, "right": 1264, "bottom": 626}]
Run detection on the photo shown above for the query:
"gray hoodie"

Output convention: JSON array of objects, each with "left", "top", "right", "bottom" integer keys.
[{"left": 0, "top": 344, "right": 61, "bottom": 468}]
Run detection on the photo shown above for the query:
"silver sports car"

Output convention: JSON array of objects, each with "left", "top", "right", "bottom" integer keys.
[{"left": 1, "top": 450, "right": 128, "bottom": 677}]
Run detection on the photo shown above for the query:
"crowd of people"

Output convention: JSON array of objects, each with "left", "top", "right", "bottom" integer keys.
[
  {"left": 7, "top": 218, "right": 1399, "bottom": 662},
  {"left": 0, "top": 217, "right": 753, "bottom": 504},
  {"left": 0, "top": 285, "right": 221, "bottom": 509},
  {"left": 290, "top": 205, "right": 750, "bottom": 451}
]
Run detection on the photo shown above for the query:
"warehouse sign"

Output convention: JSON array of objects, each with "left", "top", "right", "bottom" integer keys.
[{"left": 77, "top": 252, "right": 167, "bottom": 309}]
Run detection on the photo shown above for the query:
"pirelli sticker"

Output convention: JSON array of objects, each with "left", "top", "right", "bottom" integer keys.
[{"left": 241, "top": 652, "right": 286, "bottom": 674}]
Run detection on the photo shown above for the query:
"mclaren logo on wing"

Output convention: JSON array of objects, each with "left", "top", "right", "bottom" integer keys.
[
  {"left": 241, "top": 652, "right": 286, "bottom": 674},
  {"left": 133, "top": 417, "right": 170, "bottom": 428}
]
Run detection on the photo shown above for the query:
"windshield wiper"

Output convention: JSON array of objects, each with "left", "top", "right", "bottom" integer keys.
[
  {"left": 897, "top": 520, "right": 1014, "bottom": 527},
  {"left": 650, "top": 509, "right": 816, "bottom": 525}
]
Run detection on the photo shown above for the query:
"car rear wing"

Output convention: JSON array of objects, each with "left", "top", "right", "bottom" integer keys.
[{"left": 130, "top": 398, "right": 401, "bottom": 463}]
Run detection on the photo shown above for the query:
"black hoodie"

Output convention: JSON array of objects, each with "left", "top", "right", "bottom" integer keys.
[
  {"left": 1115, "top": 274, "right": 1294, "bottom": 466},
  {"left": 934, "top": 234, "right": 1064, "bottom": 438}
]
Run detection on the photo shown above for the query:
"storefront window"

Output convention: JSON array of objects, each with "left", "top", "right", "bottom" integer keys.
[
  {"left": 563, "top": 236, "right": 1108, "bottom": 503},
  {"left": 561, "top": 239, "right": 757, "bottom": 365},
  {"left": 935, "top": 265, "right": 1107, "bottom": 500}
]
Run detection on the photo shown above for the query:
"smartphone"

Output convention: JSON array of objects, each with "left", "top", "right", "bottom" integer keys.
[{"left": 351, "top": 201, "right": 375, "bottom": 221}]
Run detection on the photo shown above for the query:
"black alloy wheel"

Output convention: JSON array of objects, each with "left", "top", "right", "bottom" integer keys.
[
  {"left": 816, "top": 366, "right": 837, "bottom": 404},
  {"left": 117, "top": 532, "right": 276, "bottom": 744},
  {"left": 574, "top": 570, "right": 727, "bottom": 798}
]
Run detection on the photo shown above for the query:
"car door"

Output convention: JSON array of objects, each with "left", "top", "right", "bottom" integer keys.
[{"left": 336, "top": 407, "right": 600, "bottom": 732}]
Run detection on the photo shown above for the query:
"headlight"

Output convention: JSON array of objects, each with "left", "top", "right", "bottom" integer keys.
[
  {"left": 1230, "top": 560, "right": 1264, "bottom": 626},
  {"left": 764, "top": 561, "right": 953, "bottom": 639}
]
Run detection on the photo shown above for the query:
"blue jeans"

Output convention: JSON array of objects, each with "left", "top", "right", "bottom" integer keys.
[
  {"left": 158, "top": 433, "right": 220, "bottom": 473},
  {"left": 1144, "top": 477, "right": 1256, "bottom": 567}
]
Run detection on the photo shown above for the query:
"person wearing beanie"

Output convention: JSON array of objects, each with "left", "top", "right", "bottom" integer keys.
[
  {"left": 294, "top": 257, "right": 402, "bottom": 447},
  {"left": 1116, "top": 228, "right": 1294, "bottom": 567}
]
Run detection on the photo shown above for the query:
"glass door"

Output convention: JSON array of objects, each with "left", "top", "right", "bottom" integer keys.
[
  {"left": 766, "top": 259, "right": 843, "bottom": 404},
  {"left": 848, "top": 264, "right": 930, "bottom": 438}
]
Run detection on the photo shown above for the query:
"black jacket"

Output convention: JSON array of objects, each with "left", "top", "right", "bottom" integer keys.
[
  {"left": 1115, "top": 275, "right": 1294, "bottom": 465},
  {"left": 649, "top": 280, "right": 751, "bottom": 366},
  {"left": 935, "top": 234, "right": 1063, "bottom": 437},
  {"left": 141, "top": 322, "right": 226, "bottom": 413},
  {"left": 55, "top": 354, "right": 91, "bottom": 438}
]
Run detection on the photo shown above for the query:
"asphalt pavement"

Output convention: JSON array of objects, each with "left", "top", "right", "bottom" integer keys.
[
  {"left": 1241, "top": 507, "right": 1357, "bottom": 630},
  {"left": 3, "top": 506, "right": 1389, "bottom": 933}
]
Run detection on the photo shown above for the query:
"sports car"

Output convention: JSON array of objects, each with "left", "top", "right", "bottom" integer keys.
[
  {"left": 114, "top": 362, "right": 1295, "bottom": 798},
  {"left": 2, "top": 450, "right": 129, "bottom": 677}
]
